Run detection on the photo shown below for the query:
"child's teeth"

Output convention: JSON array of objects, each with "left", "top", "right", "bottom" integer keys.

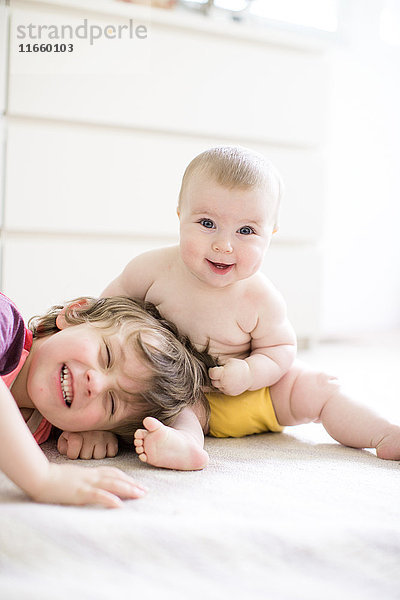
[{"left": 60, "top": 365, "right": 73, "bottom": 407}]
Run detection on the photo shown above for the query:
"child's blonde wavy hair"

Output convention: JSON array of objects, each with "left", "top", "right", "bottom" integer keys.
[{"left": 29, "top": 296, "right": 215, "bottom": 439}]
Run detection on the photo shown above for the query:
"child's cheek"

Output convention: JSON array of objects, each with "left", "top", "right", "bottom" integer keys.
[{"left": 76, "top": 336, "right": 97, "bottom": 360}]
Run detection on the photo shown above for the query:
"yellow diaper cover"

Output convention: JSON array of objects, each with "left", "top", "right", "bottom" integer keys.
[{"left": 205, "top": 387, "right": 283, "bottom": 438}]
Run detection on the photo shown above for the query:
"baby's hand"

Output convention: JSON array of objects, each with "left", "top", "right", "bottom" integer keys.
[
  {"left": 58, "top": 431, "right": 119, "bottom": 460},
  {"left": 209, "top": 358, "right": 252, "bottom": 396},
  {"left": 31, "top": 463, "right": 147, "bottom": 508}
]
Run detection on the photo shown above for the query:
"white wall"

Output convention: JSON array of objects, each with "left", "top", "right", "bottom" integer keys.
[{"left": 321, "top": 0, "right": 400, "bottom": 337}]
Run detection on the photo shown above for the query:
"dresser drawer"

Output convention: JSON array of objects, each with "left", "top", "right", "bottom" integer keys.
[{"left": 9, "top": 1, "right": 327, "bottom": 146}]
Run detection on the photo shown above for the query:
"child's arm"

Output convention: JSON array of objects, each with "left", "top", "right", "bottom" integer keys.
[
  {"left": 209, "top": 281, "right": 297, "bottom": 396},
  {"left": 57, "top": 430, "right": 119, "bottom": 460},
  {"left": 134, "top": 405, "right": 209, "bottom": 471},
  {"left": 0, "top": 380, "right": 146, "bottom": 507},
  {"left": 101, "top": 248, "right": 165, "bottom": 299}
]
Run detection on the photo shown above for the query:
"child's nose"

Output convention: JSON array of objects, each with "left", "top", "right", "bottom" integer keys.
[
  {"left": 212, "top": 237, "right": 233, "bottom": 253},
  {"left": 86, "top": 369, "right": 107, "bottom": 398}
]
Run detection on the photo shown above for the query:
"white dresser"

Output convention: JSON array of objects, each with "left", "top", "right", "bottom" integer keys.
[{"left": 0, "top": 0, "right": 329, "bottom": 345}]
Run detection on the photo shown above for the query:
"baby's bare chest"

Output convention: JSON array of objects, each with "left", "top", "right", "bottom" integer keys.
[{"left": 146, "top": 278, "right": 255, "bottom": 359}]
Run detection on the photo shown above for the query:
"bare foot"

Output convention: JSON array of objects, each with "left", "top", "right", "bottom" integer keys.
[
  {"left": 376, "top": 425, "right": 400, "bottom": 460},
  {"left": 134, "top": 417, "right": 209, "bottom": 470}
]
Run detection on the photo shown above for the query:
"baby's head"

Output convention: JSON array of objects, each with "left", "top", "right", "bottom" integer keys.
[
  {"left": 177, "top": 146, "right": 284, "bottom": 287},
  {"left": 178, "top": 145, "right": 283, "bottom": 231},
  {"left": 28, "top": 296, "right": 212, "bottom": 439}
]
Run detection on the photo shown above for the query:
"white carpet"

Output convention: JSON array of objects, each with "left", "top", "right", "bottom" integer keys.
[{"left": 1, "top": 333, "right": 399, "bottom": 600}]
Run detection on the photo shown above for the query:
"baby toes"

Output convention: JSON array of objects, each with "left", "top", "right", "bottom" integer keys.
[
  {"left": 134, "top": 428, "right": 147, "bottom": 441},
  {"left": 134, "top": 439, "right": 144, "bottom": 452}
]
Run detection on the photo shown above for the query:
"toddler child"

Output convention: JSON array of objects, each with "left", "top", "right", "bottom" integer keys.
[
  {"left": 100, "top": 145, "right": 400, "bottom": 470},
  {"left": 0, "top": 292, "right": 209, "bottom": 504}
]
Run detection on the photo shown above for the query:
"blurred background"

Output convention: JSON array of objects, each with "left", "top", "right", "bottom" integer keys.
[{"left": 0, "top": 0, "right": 399, "bottom": 347}]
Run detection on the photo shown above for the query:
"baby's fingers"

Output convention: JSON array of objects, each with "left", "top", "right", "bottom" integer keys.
[{"left": 209, "top": 366, "right": 224, "bottom": 381}]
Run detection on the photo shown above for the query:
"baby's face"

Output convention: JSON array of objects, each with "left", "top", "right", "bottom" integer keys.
[
  {"left": 26, "top": 321, "right": 150, "bottom": 432},
  {"left": 178, "top": 174, "right": 275, "bottom": 289}
]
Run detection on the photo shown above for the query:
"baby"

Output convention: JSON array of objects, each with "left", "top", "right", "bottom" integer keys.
[
  {"left": 0, "top": 293, "right": 209, "bottom": 504},
  {"left": 100, "top": 146, "right": 400, "bottom": 469}
]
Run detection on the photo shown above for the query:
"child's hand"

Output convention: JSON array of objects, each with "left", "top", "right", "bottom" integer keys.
[
  {"left": 30, "top": 463, "right": 147, "bottom": 508},
  {"left": 209, "top": 358, "right": 252, "bottom": 396},
  {"left": 57, "top": 431, "right": 119, "bottom": 460}
]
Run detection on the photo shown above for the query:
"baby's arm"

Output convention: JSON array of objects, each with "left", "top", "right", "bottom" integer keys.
[
  {"left": 57, "top": 430, "right": 119, "bottom": 460},
  {"left": 134, "top": 405, "right": 209, "bottom": 470},
  {"left": 0, "top": 380, "right": 146, "bottom": 507},
  {"left": 210, "top": 280, "right": 297, "bottom": 396},
  {"left": 101, "top": 248, "right": 165, "bottom": 299}
]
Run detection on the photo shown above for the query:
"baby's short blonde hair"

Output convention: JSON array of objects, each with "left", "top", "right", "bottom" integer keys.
[{"left": 178, "top": 145, "right": 283, "bottom": 227}]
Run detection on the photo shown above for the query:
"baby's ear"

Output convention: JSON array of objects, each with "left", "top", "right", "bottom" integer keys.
[{"left": 55, "top": 298, "right": 90, "bottom": 330}]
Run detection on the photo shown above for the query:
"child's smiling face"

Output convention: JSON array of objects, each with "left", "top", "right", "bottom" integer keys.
[{"left": 25, "top": 318, "right": 151, "bottom": 432}]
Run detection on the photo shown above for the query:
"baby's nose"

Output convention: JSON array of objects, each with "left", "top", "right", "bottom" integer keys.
[{"left": 212, "top": 237, "right": 233, "bottom": 253}]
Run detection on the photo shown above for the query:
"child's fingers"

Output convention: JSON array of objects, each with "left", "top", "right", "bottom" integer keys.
[
  {"left": 105, "top": 439, "right": 119, "bottom": 458},
  {"left": 37, "top": 464, "right": 147, "bottom": 507},
  {"left": 87, "top": 489, "right": 124, "bottom": 509},
  {"left": 80, "top": 439, "right": 98, "bottom": 460},
  {"left": 66, "top": 432, "right": 85, "bottom": 460},
  {"left": 91, "top": 443, "right": 108, "bottom": 460},
  {"left": 57, "top": 433, "right": 68, "bottom": 455},
  {"left": 99, "top": 478, "right": 147, "bottom": 500},
  {"left": 92, "top": 468, "right": 148, "bottom": 499}
]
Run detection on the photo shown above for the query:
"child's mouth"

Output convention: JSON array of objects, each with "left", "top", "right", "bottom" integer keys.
[
  {"left": 206, "top": 259, "right": 235, "bottom": 274},
  {"left": 60, "top": 364, "right": 74, "bottom": 407}
]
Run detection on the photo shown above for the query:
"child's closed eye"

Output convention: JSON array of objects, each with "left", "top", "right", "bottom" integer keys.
[
  {"left": 109, "top": 391, "right": 116, "bottom": 416},
  {"left": 103, "top": 340, "right": 113, "bottom": 368}
]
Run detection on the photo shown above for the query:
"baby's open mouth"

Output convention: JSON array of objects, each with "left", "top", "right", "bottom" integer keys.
[
  {"left": 60, "top": 364, "right": 73, "bottom": 407},
  {"left": 207, "top": 259, "right": 234, "bottom": 272}
]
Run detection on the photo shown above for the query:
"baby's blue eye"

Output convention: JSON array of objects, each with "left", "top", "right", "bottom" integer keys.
[
  {"left": 238, "top": 226, "right": 255, "bottom": 235},
  {"left": 199, "top": 219, "right": 215, "bottom": 229}
]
